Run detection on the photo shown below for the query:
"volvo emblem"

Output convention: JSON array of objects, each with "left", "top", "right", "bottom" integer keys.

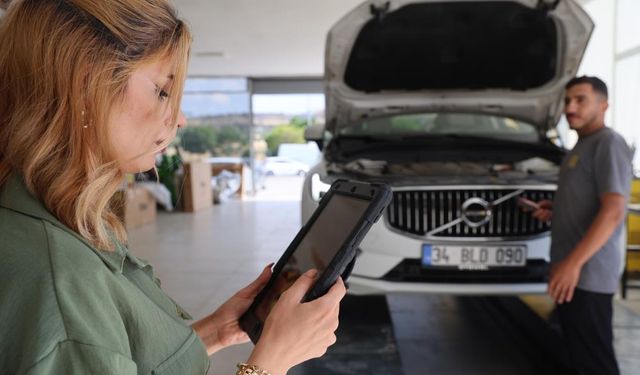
[{"left": 461, "top": 198, "right": 492, "bottom": 228}]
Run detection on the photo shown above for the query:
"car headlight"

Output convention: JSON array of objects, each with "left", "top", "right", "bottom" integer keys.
[{"left": 310, "top": 173, "right": 331, "bottom": 201}]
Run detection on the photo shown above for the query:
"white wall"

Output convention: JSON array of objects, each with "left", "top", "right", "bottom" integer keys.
[
  {"left": 571, "top": 0, "right": 640, "bottom": 172},
  {"left": 558, "top": 0, "right": 615, "bottom": 148},
  {"left": 613, "top": 0, "right": 640, "bottom": 170},
  {"left": 578, "top": 0, "right": 615, "bottom": 99}
]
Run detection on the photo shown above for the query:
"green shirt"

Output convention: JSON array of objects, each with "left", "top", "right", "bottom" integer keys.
[{"left": 0, "top": 175, "right": 210, "bottom": 374}]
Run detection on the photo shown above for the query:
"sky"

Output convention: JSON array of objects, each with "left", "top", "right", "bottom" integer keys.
[
  {"left": 252, "top": 94, "right": 324, "bottom": 115},
  {"left": 182, "top": 92, "right": 325, "bottom": 118}
]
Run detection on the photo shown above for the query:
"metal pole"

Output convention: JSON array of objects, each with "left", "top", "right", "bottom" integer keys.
[{"left": 248, "top": 79, "right": 257, "bottom": 196}]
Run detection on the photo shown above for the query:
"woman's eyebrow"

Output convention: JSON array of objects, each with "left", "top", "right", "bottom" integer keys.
[
  {"left": 161, "top": 74, "right": 175, "bottom": 88},
  {"left": 155, "top": 74, "right": 174, "bottom": 86}
]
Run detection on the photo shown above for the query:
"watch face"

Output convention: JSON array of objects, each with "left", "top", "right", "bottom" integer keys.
[{"left": 236, "top": 363, "right": 270, "bottom": 375}]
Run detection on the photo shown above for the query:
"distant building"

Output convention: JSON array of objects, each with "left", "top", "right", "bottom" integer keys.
[
  {"left": 253, "top": 114, "right": 291, "bottom": 127},
  {"left": 186, "top": 114, "right": 251, "bottom": 127}
]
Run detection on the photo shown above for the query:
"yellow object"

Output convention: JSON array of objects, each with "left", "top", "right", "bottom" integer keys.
[
  {"left": 627, "top": 179, "right": 640, "bottom": 272},
  {"left": 519, "top": 295, "right": 555, "bottom": 321}
]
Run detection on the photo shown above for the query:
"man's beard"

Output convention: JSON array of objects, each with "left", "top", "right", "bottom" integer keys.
[{"left": 569, "top": 112, "right": 599, "bottom": 131}]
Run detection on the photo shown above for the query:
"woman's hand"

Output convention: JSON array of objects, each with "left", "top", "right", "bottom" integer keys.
[
  {"left": 192, "top": 264, "right": 272, "bottom": 355},
  {"left": 246, "top": 269, "right": 347, "bottom": 375},
  {"left": 532, "top": 199, "right": 553, "bottom": 222}
]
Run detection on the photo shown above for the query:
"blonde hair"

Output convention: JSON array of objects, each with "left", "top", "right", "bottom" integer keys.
[{"left": 0, "top": 0, "right": 191, "bottom": 251}]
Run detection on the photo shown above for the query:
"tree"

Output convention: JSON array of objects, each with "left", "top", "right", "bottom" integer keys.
[
  {"left": 289, "top": 116, "right": 309, "bottom": 129},
  {"left": 157, "top": 153, "right": 181, "bottom": 207},
  {"left": 265, "top": 124, "right": 305, "bottom": 156},
  {"left": 180, "top": 126, "right": 217, "bottom": 153},
  {"left": 216, "top": 125, "right": 247, "bottom": 144},
  {"left": 212, "top": 125, "right": 249, "bottom": 156}
]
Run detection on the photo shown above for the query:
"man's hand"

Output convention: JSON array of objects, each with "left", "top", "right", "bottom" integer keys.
[
  {"left": 546, "top": 193, "right": 626, "bottom": 304},
  {"left": 532, "top": 200, "right": 553, "bottom": 222},
  {"left": 548, "top": 257, "right": 582, "bottom": 304}
]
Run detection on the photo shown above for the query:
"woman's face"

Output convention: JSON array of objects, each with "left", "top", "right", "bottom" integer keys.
[{"left": 108, "top": 56, "right": 186, "bottom": 173}]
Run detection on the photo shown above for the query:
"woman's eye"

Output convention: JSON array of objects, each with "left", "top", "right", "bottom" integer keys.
[{"left": 159, "top": 89, "right": 169, "bottom": 101}]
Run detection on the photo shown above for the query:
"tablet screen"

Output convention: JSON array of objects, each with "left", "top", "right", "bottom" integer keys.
[{"left": 254, "top": 194, "right": 370, "bottom": 322}]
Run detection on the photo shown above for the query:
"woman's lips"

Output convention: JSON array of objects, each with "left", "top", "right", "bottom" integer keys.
[{"left": 155, "top": 139, "right": 166, "bottom": 146}]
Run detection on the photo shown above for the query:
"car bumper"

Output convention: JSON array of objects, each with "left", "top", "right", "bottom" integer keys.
[
  {"left": 346, "top": 275, "right": 548, "bottom": 295},
  {"left": 346, "top": 219, "right": 551, "bottom": 295}
]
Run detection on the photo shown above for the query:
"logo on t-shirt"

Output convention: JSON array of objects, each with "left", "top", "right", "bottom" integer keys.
[{"left": 567, "top": 154, "right": 579, "bottom": 168}]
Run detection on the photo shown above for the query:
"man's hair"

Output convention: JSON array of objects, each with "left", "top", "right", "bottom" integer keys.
[{"left": 565, "top": 76, "right": 608, "bottom": 99}]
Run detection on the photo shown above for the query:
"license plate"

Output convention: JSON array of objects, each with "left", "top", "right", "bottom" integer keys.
[{"left": 422, "top": 244, "right": 527, "bottom": 270}]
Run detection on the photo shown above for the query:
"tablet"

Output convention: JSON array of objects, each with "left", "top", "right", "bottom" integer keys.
[{"left": 240, "top": 179, "right": 391, "bottom": 343}]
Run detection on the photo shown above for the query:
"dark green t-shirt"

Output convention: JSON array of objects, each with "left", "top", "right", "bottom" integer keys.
[{"left": 0, "top": 174, "right": 210, "bottom": 374}]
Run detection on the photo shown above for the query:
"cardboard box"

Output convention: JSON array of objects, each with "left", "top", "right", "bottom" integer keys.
[
  {"left": 182, "top": 162, "right": 213, "bottom": 212},
  {"left": 211, "top": 162, "right": 244, "bottom": 198},
  {"left": 113, "top": 186, "right": 157, "bottom": 230}
]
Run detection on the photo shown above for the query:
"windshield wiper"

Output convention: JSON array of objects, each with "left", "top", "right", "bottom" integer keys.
[{"left": 400, "top": 133, "right": 526, "bottom": 144}]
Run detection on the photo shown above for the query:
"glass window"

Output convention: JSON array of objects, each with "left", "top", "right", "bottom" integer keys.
[
  {"left": 184, "top": 78, "right": 247, "bottom": 93},
  {"left": 252, "top": 94, "right": 324, "bottom": 160},
  {"left": 250, "top": 94, "right": 324, "bottom": 197},
  {"left": 252, "top": 94, "right": 324, "bottom": 120},
  {"left": 338, "top": 113, "right": 539, "bottom": 143},
  {"left": 179, "top": 80, "right": 251, "bottom": 158},
  {"left": 616, "top": 0, "right": 640, "bottom": 54},
  {"left": 182, "top": 93, "right": 250, "bottom": 118}
]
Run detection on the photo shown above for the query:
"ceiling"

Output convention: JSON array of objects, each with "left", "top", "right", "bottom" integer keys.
[
  {"left": 2, "top": 0, "right": 595, "bottom": 78},
  {"left": 174, "top": 0, "right": 364, "bottom": 78},
  {"left": 0, "top": 0, "right": 363, "bottom": 78}
]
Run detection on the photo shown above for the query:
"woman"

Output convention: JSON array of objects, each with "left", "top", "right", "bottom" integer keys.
[{"left": 0, "top": 1, "right": 345, "bottom": 374}]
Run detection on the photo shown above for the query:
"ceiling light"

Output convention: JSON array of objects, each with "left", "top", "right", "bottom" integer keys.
[{"left": 195, "top": 51, "right": 226, "bottom": 58}]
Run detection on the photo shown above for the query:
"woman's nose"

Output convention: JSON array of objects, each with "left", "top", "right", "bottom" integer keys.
[{"left": 177, "top": 111, "right": 187, "bottom": 128}]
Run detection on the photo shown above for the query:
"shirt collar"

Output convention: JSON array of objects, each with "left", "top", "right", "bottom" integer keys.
[{"left": 0, "top": 173, "right": 132, "bottom": 273}]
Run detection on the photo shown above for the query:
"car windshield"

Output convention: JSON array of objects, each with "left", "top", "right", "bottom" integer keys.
[{"left": 338, "top": 113, "right": 539, "bottom": 143}]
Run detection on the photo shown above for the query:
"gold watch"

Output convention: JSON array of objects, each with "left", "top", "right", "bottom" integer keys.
[{"left": 236, "top": 363, "right": 272, "bottom": 375}]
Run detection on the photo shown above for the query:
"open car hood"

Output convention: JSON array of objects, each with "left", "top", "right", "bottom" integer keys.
[{"left": 324, "top": 0, "right": 593, "bottom": 134}]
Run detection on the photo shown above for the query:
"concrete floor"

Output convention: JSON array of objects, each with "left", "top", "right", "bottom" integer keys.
[{"left": 128, "top": 176, "right": 640, "bottom": 375}]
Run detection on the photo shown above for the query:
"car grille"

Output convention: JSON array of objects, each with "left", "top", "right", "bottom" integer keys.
[{"left": 386, "top": 189, "right": 554, "bottom": 237}]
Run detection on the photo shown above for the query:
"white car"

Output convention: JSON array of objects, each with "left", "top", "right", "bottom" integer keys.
[
  {"left": 263, "top": 157, "right": 310, "bottom": 176},
  {"left": 302, "top": 0, "right": 593, "bottom": 295}
]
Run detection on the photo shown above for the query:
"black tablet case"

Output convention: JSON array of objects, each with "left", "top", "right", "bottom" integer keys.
[{"left": 240, "top": 179, "right": 391, "bottom": 343}]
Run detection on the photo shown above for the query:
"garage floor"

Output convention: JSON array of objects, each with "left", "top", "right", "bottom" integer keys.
[{"left": 128, "top": 177, "right": 640, "bottom": 375}]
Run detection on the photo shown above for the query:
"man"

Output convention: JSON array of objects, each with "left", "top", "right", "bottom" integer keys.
[{"left": 532, "top": 76, "right": 632, "bottom": 375}]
